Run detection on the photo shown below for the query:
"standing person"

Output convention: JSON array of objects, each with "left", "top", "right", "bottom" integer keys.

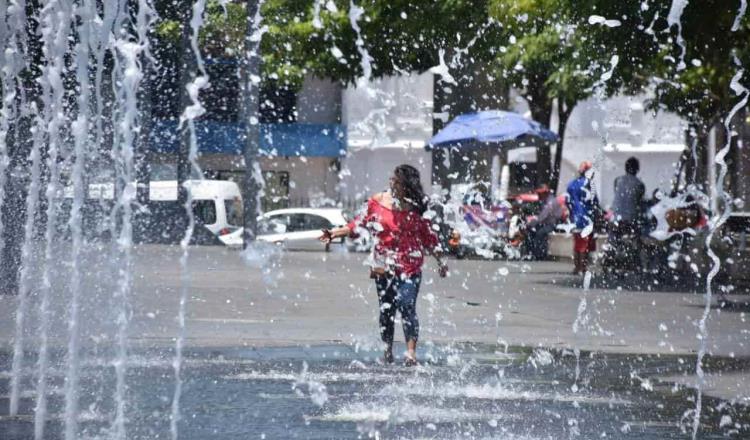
[
  {"left": 609, "top": 157, "right": 646, "bottom": 269},
  {"left": 320, "top": 165, "right": 448, "bottom": 366},
  {"left": 526, "top": 184, "right": 563, "bottom": 260},
  {"left": 566, "top": 161, "right": 599, "bottom": 274},
  {"left": 612, "top": 157, "right": 646, "bottom": 233}
]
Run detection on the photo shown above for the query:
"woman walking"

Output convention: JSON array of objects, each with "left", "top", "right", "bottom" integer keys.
[{"left": 320, "top": 165, "right": 447, "bottom": 366}]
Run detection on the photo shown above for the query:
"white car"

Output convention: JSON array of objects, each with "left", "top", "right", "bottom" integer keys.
[{"left": 256, "top": 208, "right": 348, "bottom": 251}]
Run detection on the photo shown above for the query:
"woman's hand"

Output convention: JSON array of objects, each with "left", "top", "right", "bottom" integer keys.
[
  {"left": 320, "top": 227, "right": 349, "bottom": 243},
  {"left": 438, "top": 263, "right": 449, "bottom": 278},
  {"left": 319, "top": 229, "right": 334, "bottom": 243}
]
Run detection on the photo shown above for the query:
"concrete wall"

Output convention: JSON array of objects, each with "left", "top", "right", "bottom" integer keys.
[
  {"left": 259, "top": 156, "right": 338, "bottom": 203},
  {"left": 342, "top": 72, "right": 433, "bottom": 146},
  {"left": 340, "top": 72, "right": 435, "bottom": 203},
  {"left": 339, "top": 146, "right": 432, "bottom": 204}
]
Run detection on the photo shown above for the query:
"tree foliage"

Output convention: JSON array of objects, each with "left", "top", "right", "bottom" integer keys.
[{"left": 640, "top": 0, "right": 750, "bottom": 133}]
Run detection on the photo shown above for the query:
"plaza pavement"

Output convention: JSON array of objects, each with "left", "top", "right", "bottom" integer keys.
[{"left": 0, "top": 244, "right": 748, "bottom": 403}]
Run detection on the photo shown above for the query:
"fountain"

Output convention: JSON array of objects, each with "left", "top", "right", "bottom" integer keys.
[{"left": 0, "top": 1, "right": 748, "bottom": 439}]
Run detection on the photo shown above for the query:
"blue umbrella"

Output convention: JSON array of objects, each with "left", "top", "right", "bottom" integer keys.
[{"left": 427, "top": 110, "right": 558, "bottom": 149}]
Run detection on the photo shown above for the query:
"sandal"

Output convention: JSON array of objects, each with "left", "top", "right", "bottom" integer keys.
[{"left": 404, "top": 356, "right": 418, "bottom": 367}]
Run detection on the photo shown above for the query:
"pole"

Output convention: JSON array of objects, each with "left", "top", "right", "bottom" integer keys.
[
  {"left": 134, "top": 57, "right": 152, "bottom": 242},
  {"left": 241, "top": 0, "right": 261, "bottom": 248},
  {"left": 176, "top": 2, "right": 194, "bottom": 211}
]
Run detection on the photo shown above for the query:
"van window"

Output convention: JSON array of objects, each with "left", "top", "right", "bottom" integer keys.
[
  {"left": 225, "top": 198, "right": 243, "bottom": 227},
  {"left": 193, "top": 200, "right": 217, "bottom": 225}
]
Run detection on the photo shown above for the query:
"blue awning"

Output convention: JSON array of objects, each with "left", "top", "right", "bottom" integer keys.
[
  {"left": 149, "top": 120, "right": 347, "bottom": 157},
  {"left": 427, "top": 110, "right": 558, "bottom": 150}
]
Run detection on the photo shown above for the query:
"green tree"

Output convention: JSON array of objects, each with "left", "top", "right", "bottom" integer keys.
[
  {"left": 489, "top": 0, "right": 658, "bottom": 191},
  {"left": 640, "top": 0, "right": 750, "bottom": 189},
  {"left": 154, "top": 0, "right": 501, "bottom": 100}
]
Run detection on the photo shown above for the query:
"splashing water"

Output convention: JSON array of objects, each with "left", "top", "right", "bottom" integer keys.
[
  {"left": 34, "top": 1, "right": 73, "bottom": 437},
  {"left": 9, "top": 101, "right": 43, "bottom": 417},
  {"left": 667, "top": 0, "right": 689, "bottom": 70},
  {"left": 9, "top": 0, "right": 73, "bottom": 415},
  {"left": 348, "top": 0, "right": 373, "bottom": 90},
  {"left": 312, "top": 0, "right": 324, "bottom": 29},
  {"left": 111, "top": 7, "right": 149, "bottom": 436},
  {"left": 60, "top": 0, "right": 97, "bottom": 437},
  {"left": 429, "top": 49, "right": 457, "bottom": 86},
  {"left": 692, "top": 62, "right": 749, "bottom": 440},
  {"left": 172, "top": 0, "right": 210, "bottom": 437},
  {"left": 732, "top": 0, "right": 747, "bottom": 31}
]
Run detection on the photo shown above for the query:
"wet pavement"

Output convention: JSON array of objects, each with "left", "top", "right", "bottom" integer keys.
[
  {"left": 1, "top": 344, "right": 749, "bottom": 439},
  {"left": 1, "top": 246, "right": 749, "bottom": 438}
]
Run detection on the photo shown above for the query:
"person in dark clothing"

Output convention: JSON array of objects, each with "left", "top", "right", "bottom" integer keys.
[
  {"left": 607, "top": 157, "right": 646, "bottom": 269},
  {"left": 526, "top": 185, "right": 562, "bottom": 259},
  {"left": 612, "top": 157, "right": 646, "bottom": 229}
]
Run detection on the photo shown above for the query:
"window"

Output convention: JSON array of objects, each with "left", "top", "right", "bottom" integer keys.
[
  {"left": 258, "top": 215, "right": 289, "bottom": 234},
  {"left": 225, "top": 198, "right": 243, "bottom": 227},
  {"left": 303, "top": 214, "right": 333, "bottom": 230},
  {"left": 287, "top": 213, "right": 333, "bottom": 232},
  {"left": 259, "top": 83, "right": 297, "bottom": 123},
  {"left": 192, "top": 201, "right": 217, "bottom": 225},
  {"left": 262, "top": 171, "right": 290, "bottom": 211},
  {"left": 150, "top": 163, "right": 177, "bottom": 181},
  {"left": 286, "top": 214, "right": 308, "bottom": 232}
]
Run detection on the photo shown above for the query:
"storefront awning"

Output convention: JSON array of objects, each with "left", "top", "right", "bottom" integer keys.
[{"left": 149, "top": 120, "right": 347, "bottom": 157}]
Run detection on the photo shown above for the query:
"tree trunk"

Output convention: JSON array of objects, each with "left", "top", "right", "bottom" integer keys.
[
  {"left": 241, "top": 0, "right": 262, "bottom": 247},
  {"left": 176, "top": 3, "right": 194, "bottom": 210},
  {"left": 730, "top": 108, "right": 750, "bottom": 207},
  {"left": 685, "top": 124, "right": 710, "bottom": 192},
  {"left": 528, "top": 102, "right": 552, "bottom": 187},
  {"left": 431, "top": 75, "right": 450, "bottom": 189},
  {"left": 134, "top": 56, "right": 153, "bottom": 243},
  {"left": 550, "top": 101, "right": 572, "bottom": 194}
]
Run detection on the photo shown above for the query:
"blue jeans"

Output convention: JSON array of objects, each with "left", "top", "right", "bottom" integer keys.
[{"left": 375, "top": 274, "right": 421, "bottom": 344}]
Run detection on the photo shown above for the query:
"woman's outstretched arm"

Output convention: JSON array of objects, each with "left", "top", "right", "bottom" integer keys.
[{"left": 319, "top": 226, "right": 351, "bottom": 243}]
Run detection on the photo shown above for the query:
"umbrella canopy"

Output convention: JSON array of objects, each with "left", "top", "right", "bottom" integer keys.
[{"left": 427, "top": 110, "right": 559, "bottom": 149}]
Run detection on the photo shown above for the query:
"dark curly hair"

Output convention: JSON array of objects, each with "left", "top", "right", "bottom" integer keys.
[
  {"left": 625, "top": 157, "right": 640, "bottom": 175},
  {"left": 394, "top": 164, "right": 428, "bottom": 214}
]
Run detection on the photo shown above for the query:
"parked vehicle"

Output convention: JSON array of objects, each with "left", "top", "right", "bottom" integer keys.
[
  {"left": 443, "top": 185, "right": 512, "bottom": 259},
  {"left": 74, "top": 179, "right": 244, "bottom": 247},
  {"left": 256, "top": 208, "right": 348, "bottom": 251}
]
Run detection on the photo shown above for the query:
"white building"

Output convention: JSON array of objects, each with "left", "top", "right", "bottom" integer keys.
[
  {"left": 511, "top": 91, "right": 687, "bottom": 208},
  {"left": 339, "top": 72, "right": 434, "bottom": 205}
]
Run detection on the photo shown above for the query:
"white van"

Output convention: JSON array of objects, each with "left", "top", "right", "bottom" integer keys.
[
  {"left": 79, "top": 179, "right": 243, "bottom": 246},
  {"left": 148, "top": 180, "right": 242, "bottom": 233}
]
